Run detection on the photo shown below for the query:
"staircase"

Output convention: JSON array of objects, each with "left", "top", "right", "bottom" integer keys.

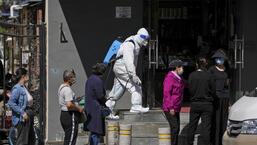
[
  {"left": 118, "top": 110, "right": 171, "bottom": 145},
  {"left": 113, "top": 109, "right": 195, "bottom": 145}
]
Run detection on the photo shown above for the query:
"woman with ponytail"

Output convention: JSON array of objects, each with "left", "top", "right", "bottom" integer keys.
[
  {"left": 8, "top": 68, "right": 35, "bottom": 145},
  {"left": 187, "top": 57, "right": 216, "bottom": 145}
]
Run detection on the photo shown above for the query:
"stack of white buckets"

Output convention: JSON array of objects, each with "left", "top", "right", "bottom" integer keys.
[{"left": 106, "top": 121, "right": 171, "bottom": 145}]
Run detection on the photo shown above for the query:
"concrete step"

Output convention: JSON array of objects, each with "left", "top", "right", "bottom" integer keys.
[
  {"left": 117, "top": 110, "right": 168, "bottom": 145},
  {"left": 120, "top": 110, "right": 190, "bottom": 134},
  {"left": 105, "top": 109, "right": 203, "bottom": 145},
  {"left": 119, "top": 110, "right": 169, "bottom": 136},
  {"left": 132, "top": 137, "right": 158, "bottom": 145}
]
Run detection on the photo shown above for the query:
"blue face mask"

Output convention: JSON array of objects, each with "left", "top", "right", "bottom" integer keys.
[{"left": 215, "top": 58, "right": 225, "bottom": 65}]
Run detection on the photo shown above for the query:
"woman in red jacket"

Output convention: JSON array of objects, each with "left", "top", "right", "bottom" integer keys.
[{"left": 162, "top": 59, "right": 186, "bottom": 145}]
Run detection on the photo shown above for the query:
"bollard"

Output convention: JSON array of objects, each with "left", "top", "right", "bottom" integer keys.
[
  {"left": 158, "top": 127, "right": 171, "bottom": 145},
  {"left": 107, "top": 121, "right": 119, "bottom": 145},
  {"left": 119, "top": 124, "right": 132, "bottom": 145}
]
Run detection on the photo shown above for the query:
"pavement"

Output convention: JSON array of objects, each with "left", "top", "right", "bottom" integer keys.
[{"left": 45, "top": 109, "right": 203, "bottom": 145}]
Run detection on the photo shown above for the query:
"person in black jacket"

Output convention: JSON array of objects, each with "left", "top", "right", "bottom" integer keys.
[
  {"left": 209, "top": 49, "right": 230, "bottom": 145},
  {"left": 187, "top": 57, "right": 216, "bottom": 145}
]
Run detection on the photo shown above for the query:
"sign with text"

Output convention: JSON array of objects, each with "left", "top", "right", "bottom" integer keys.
[{"left": 116, "top": 6, "right": 131, "bottom": 18}]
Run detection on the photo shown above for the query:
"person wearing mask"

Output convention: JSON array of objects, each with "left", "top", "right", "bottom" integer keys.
[
  {"left": 209, "top": 49, "right": 230, "bottom": 145},
  {"left": 187, "top": 57, "right": 216, "bottom": 145},
  {"left": 105, "top": 28, "right": 150, "bottom": 119},
  {"left": 162, "top": 59, "right": 186, "bottom": 145},
  {"left": 84, "top": 63, "right": 109, "bottom": 145},
  {"left": 8, "top": 68, "right": 35, "bottom": 145},
  {"left": 58, "top": 69, "right": 84, "bottom": 145}
]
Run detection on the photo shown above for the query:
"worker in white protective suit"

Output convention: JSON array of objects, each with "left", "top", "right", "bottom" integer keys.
[{"left": 105, "top": 28, "right": 150, "bottom": 119}]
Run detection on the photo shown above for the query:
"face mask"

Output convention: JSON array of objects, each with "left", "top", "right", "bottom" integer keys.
[
  {"left": 142, "top": 40, "right": 148, "bottom": 47},
  {"left": 136, "top": 34, "right": 149, "bottom": 47},
  {"left": 69, "top": 77, "right": 76, "bottom": 86},
  {"left": 215, "top": 58, "right": 225, "bottom": 65}
]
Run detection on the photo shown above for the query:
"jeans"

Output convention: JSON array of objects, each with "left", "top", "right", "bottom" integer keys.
[{"left": 89, "top": 132, "right": 100, "bottom": 145}]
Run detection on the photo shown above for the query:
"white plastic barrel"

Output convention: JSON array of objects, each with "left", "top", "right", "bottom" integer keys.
[
  {"left": 107, "top": 121, "right": 119, "bottom": 145},
  {"left": 158, "top": 127, "right": 171, "bottom": 145},
  {"left": 119, "top": 124, "right": 132, "bottom": 145}
]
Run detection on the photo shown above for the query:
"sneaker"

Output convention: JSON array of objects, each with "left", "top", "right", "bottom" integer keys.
[
  {"left": 130, "top": 105, "right": 149, "bottom": 113},
  {"left": 106, "top": 113, "right": 120, "bottom": 120}
]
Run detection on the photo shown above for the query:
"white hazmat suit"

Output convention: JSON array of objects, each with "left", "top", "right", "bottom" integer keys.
[{"left": 106, "top": 28, "right": 150, "bottom": 119}]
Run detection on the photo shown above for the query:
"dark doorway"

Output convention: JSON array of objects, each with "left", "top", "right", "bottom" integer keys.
[{"left": 143, "top": 0, "right": 231, "bottom": 108}]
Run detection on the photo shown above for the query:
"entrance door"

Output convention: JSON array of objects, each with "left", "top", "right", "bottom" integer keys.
[
  {"left": 144, "top": 0, "right": 203, "bottom": 108},
  {"left": 230, "top": 0, "right": 257, "bottom": 100}
]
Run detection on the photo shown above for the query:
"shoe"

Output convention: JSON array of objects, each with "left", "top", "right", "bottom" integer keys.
[
  {"left": 105, "top": 100, "right": 115, "bottom": 108},
  {"left": 106, "top": 113, "right": 120, "bottom": 120},
  {"left": 130, "top": 105, "right": 149, "bottom": 113}
]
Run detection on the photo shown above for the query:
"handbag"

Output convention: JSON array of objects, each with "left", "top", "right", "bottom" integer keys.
[
  {"left": 94, "top": 100, "right": 111, "bottom": 118},
  {"left": 100, "top": 106, "right": 111, "bottom": 118},
  {"left": 78, "top": 111, "right": 87, "bottom": 123}
]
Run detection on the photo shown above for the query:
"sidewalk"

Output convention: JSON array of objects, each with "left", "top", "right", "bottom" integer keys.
[{"left": 48, "top": 108, "right": 202, "bottom": 145}]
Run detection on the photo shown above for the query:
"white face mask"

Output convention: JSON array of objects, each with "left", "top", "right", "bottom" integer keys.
[
  {"left": 142, "top": 40, "right": 148, "bottom": 46},
  {"left": 135, "top": 34, "right": 149, "bottom": 47},
  {"left": 215, "top": 58, "right": 225, "bottom": 65}
]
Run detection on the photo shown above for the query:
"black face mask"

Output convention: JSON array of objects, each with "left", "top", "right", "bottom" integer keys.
[{"left": 69, "top": 77, "right": 76, "bottom": 86}]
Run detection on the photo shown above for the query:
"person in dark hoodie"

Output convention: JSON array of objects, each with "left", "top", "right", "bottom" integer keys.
[
  {"left": 187, "top": 57, "right": 216, "bottom": 145},
  {"left": 209, "top": 49, "right": 230, "bottom": 145},
  {"left": 84, "top": 63, "right": 109, "bottom": 145}
]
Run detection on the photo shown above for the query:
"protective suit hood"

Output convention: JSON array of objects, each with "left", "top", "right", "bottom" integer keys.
[{"left": 134, "top": 28, "right": 150, "bottom": 47}]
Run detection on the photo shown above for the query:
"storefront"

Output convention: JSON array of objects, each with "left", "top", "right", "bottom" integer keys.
[
  {"left": 143, "top": 0, "right": 257, "bottom": 107},
  {"left": 142, "top": 0, "right": 232, "bottom": 108},
  {"left": 46, "top": 0, "right": 257, "bottom": 143}
]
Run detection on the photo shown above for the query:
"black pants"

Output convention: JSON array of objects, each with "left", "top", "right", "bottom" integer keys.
[
  {"left": 60, "top": 111, "right": 79, "bottom": 145},
  {"left": 187, "top": 103, "right": 213, "bottom": 145},
  {"left": 212, "top": 98, "right": 229, "bottom": 145},
  {"left": 164, "top": 112, "right": 180, "bottom": 145},
  {"left": 16, "top": 109, "right": 35, "bottom": 145}
]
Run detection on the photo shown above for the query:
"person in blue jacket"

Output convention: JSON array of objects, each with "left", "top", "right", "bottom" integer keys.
[
  {"left": 8, "top": 68, "right": 35, "bottom": 145},
  {"left": 84, "top": 63, "right": 109, "bottom": 145}
]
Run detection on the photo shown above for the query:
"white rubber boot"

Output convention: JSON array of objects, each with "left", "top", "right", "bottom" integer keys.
[
  {"left": 130, "top": 105, "right": 149, "bottom": 113},
  {"left": 105, "top": 100, "right": 120, "bottom": 120}
]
